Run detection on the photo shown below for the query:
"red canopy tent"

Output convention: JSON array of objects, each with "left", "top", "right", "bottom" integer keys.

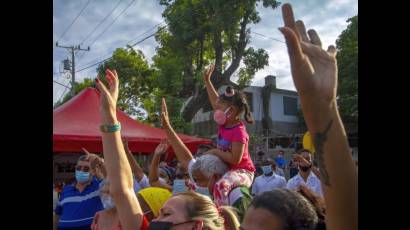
[{"left": 53, "top": 87, "right": 211, "bottom": 155}]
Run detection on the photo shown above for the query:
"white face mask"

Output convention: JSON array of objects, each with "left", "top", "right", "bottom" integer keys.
[{"left": 101, "top": 196, "right": 115, "bottom": 210}]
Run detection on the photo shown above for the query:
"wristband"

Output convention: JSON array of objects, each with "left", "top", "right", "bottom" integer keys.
[{"left": 100, "top": 122, "right": 121, "bottom": 133}]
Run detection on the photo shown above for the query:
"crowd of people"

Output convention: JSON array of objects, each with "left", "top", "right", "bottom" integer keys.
[{"left": 53, "top": 3, "right": 357, "bottom": 230}]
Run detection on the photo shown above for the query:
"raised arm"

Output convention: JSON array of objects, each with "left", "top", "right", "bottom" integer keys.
[
  {"left": 279, "top": 4, "right": 357, "bottom": 230},
  {"left": 148, "top": 140, "right": 173, "bottom": 192},
  {"left": 161, "top": 98, "right": 193, "bottom": 169},
  {"left": 95, "top": 69, "right": 142, "bottom": 230},
  {"left": 123, "top": 138, "right": 145, "bottom": 182},
  {"left": 203, "top": 64, "right": 219, "bottom": 111}
]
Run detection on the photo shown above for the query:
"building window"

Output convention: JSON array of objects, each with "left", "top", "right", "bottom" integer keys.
[{"left": 283, "top": 96, "right": 297, "bottom": 116}]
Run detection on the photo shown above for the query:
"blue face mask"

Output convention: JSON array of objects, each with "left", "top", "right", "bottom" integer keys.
[
  {"left": 262, "top": 165, "right": 273, "bottom": 175},
  {"left": 172, "top": 179, "right": 187, "bottom": 195},
  {"left": 75, "top": 170, "right": 90, "bottom": 183},
  {"left": 101, "top": 196, "right": 116, "bottom": 210},
  {"left": 195, "top": 185, "right": 210, "bottom": 197}
]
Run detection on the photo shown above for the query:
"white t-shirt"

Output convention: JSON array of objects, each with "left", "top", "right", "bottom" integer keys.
[
  {"left": 275, "top": 168, "right": 285, "bottom": 177},
  {"left": 287, "top": 171, "right": 323, "bottom": 197},
  {"left": 251, "top": 173, "right": 287, "bottom": 196},
  {"left": 133, "top": 174, "right": 150, "bottom": 193}
]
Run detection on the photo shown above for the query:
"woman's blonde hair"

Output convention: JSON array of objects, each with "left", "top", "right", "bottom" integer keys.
[{"left": 175, "top": 191, "right": 239, "bottom": 230}]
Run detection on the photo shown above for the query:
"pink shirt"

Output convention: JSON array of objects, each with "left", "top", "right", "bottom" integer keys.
[{"left": 217, "top": 122, "right": 255, "bottom": 172}]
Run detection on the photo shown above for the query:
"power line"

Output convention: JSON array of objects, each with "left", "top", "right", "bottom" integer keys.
[
  {"left": 76, "top": 31, "right": 159, "bottom": 74},
  {"left": 56, "top": 0, "right": 93, "bottom": 42},
  {"left": 251, "top": 31, "right": 285, "bottom": 43},
  {"left": 79, "top": 0, "right": 123, "bottom": 46},
  {"left": 53, "top": 80, "right": 71, "bottom": 89},
  {"left": 87, "top": 0, "right": 137, "bottom": 49},
  {"left": 126, "top": 21, "right": 164, "bottom": 45}
]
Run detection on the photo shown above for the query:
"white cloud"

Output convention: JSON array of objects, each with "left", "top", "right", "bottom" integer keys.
[{"left": 53, "top": 0, "right": 357, "bottom": 103}]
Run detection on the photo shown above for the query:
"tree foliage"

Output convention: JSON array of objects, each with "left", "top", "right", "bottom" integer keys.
[
  {"left": 97, "top": 47, "right": 153, "bottom": 119},
  {"left": 154, "top": 0, "right": 280, "bottom": 121},
  {"left": 336, "top": 15, "right": 358, "bottom": 124}
]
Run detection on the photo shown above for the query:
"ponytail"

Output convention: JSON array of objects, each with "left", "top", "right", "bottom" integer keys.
[
  {"left": 219, "top": 85, "right": 254, "bottom": 124},
  {"left": 244, "top": 102, "right": 254, "bottom": 124},
  {"left": 219, "top": 206, "right": 240, "bottom": 230}
]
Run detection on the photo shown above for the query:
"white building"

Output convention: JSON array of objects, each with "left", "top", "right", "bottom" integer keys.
[{"left": 190, "top": 76, "right": 305, "bottom": 145}]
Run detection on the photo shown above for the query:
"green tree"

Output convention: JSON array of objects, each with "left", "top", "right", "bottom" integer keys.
[
  {"left": 154, "top": 0, "right": 280, "bottom": 122},
  {"left": 336, "top": 15, "right": 358, "bottom": 124},
  {"left": 97, "top": 47, "right": 154, "bottom": 119},
  {"left": 53, "top": 78, "right": 95, "bottom": 108}
]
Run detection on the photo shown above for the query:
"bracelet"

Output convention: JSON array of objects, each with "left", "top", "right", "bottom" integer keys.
[{"left": 100, "top": 122, "right": 121, "bottom": 133}]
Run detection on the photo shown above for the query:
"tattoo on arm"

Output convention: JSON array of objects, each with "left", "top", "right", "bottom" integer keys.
[{"left": 313, "top": 120, "right": 333, "bottom": 186}]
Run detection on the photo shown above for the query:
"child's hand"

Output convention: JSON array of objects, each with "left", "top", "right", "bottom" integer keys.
[{"left": 203, "top": 64, "right": 215, "bottom": 83}]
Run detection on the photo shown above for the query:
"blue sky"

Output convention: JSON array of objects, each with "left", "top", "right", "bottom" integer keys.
[{"left": 53, "top": 0, "right": 358, "bottom": 104}]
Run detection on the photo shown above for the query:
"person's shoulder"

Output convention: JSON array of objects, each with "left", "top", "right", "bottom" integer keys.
[
  {"left": 309, "top": 172, "right": 320, "bottom": 181},
  {"left": 62, "top": 183, "right": 75, "bottom": 193},
  {"left": 277, "top": 175, "right": 287, "bottom": 182},
  {"left": 254, "top": 175, "right": 263, "bottom": 182},
  {"left": 287, "top": 175, "right": 298, "bottom": 184}
]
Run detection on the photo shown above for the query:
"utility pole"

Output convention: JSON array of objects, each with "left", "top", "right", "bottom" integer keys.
[{"left": 56, "top": 42, "right": 90, "bottom": 96}]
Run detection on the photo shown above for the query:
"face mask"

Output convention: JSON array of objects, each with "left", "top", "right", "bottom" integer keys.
[
  {"left": 195, "top": 185, "right": 210, "bottom": 197},
  {"left": 300, "top": 164, "right": 312, "bottom": 172},
  {"left": 148, "top": 220, "right": 194, "bottom": 230},
  {"left": 101, "top": 195, "right": 116, "bottom": 210},
  {"left": 75, "top": 170, "right": 90, "bottom": 183},
  {"left": 262, "top": 165, "right": 273, "bottom": 175},
  {"left": 172, "top": 179, "right": 187, "bottom": 194},
  {"left": 213, "top": 107, "right": 231, "bottom": 125}
]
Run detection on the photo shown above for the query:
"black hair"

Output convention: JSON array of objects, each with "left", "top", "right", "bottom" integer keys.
[
  {"left": 297, "top": 149, "right": 311, "bottom": 154},
  {"left": 219, "top": 86, "right": 254, "bottom": 124},
  {"left": 250, "top": 189, "right": 319, "bottom": 230}
]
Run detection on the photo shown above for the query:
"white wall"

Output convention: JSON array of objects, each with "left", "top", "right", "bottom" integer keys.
[
  {"left": 192, "top": 86, "right": 300, "bottom": 124},
  {"left": 269, "top": 92, "right": 299, "bottom": 123}
]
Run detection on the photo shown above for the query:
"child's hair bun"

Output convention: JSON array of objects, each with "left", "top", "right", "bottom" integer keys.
[{"left": 225, "top": 86, "right": 235, "bottom": 97}]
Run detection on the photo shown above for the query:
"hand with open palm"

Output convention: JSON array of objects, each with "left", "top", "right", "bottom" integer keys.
[
  {"left": 279, "top": 3, "right": 338, "bottom": 123},
  {"left": 154, "top": 139, "right": 169, "bottom": 157},
  {"left": 203, "top": 64, "right": 215, "bottom": 83},
  {"left": 95, "top": 69, "right": 119, "bottom": 125}
]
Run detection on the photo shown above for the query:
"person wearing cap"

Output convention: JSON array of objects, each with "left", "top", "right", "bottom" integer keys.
[
  {"left": 251, "top": 158, "right": 287, "bottom": 196},
  {"left": 137, "top": 187, "right": 172, "bottom": 221}
]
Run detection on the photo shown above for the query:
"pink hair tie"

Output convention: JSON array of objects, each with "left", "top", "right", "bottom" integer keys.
[{"left": 224, "top": 89, "right": 235, "bottom": 97}]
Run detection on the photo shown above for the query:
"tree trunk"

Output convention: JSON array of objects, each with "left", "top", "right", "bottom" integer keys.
[{"left": 181, "top": 12, "right": 251, "bottom": 122}]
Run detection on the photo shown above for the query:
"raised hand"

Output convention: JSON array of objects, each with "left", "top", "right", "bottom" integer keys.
[
  {"left": 161, "top": 98, "right": 171, "bottom": 128},
  {"left": 95, "top": 69, "right": 119, "bottom": 124},
  {"left": 154, "top": 139, "right": 169, "bottom": 156},
  {"left": 203, "top": 64, "right": 215, "bottom": 83},
  {"left": 294, "top": 154, "right": 311, "bottom": 167},
  {"left": 279, "top": 3, "right": 338, "bottom": 121}
]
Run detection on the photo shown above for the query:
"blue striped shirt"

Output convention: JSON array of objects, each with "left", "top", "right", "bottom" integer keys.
[{"left": 55, "top": 178, "right": 103, "bottom": 229}]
